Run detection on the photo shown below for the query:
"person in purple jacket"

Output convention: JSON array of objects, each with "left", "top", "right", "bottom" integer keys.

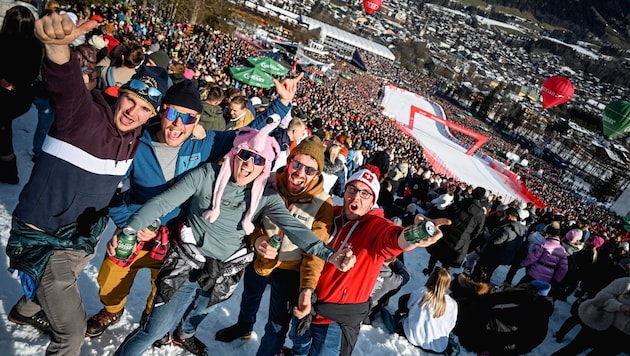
[
  {"left": 517, "top": 221, "right": 569, "bottom": 297},
  {"left": 5, "top": 12, "right": 168, "bottom": 356}
]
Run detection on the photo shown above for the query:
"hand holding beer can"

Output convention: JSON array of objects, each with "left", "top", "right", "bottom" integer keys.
[
  {"left": 404, "top": 221, "right": 436, "bottom": 243},
  {"left": 269, "top": 234, "right": 282, "bottom": 249},
  {"left": 115, "top": 227, "right": 138, "bottom": 260},
  {"left": 147, "top": 218, "right": 161, "bottom": 232}
]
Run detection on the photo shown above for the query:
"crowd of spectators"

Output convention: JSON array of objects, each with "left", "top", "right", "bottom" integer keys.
[{"left": 69, "top": 1, "right": 623, "bottom": 235}]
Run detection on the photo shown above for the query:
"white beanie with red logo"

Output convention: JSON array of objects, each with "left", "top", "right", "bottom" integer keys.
[{"left": 346, "top": 164, "right": 381, "bottom": 208}]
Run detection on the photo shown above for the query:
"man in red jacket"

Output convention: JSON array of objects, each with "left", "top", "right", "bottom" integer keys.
[{"left": 293, "top": 165, "right": 451, "bottom": 356}]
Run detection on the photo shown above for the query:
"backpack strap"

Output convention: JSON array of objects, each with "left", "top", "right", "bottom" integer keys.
[{"left": 106, "top": 66, "right": 116, "bottom": 87}]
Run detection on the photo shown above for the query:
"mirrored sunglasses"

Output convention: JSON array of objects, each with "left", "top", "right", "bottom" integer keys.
[
  {"left": 290, "top": 159, "right": 317, "bottom": 176},
  {"left": 128, "top": 79, "right": 162, "bottom": 101},
  {"left": 164, "top": 107, "right": 198, "bottom": 125},
  {"left": 237, "top": 149, "right": 266, "bottom": 166}
]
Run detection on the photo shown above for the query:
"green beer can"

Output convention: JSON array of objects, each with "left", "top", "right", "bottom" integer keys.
[
  {"left": 404, "top": 221, "right": 436, "bottom": 243},
  {"left": 269, "top": 234, "right": 282, "bottom": 249},
  {"left": 115, "top": 227, "right": 138, "bottom": 260}
]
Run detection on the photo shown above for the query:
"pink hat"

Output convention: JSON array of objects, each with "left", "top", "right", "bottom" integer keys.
[
  {"left": 184, "top": 68, "right": 195, "bottom": 80},
  {"left": 202, "top": 117, "right": 280, "bottom": 234},
  {"left": 565, "top": 229, "right": 583, "bottom": 243},
  {"left": 346, "top": 164, "right": 381, "bottom": 208},
  {"left": 591, "top": 236, "right": 605, "bottom": 249}
]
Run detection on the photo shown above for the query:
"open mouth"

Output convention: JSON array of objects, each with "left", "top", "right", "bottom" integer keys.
[
  {"left": 240, "top": 166, "right": 252, "bottom": 178},
  {"left": 167, "top": 128, "right": 184, "bottom": 139},
  {"left": 289, "top": 173, "right": 305, "bottom": 187},
  {"left": 120, "top": 114, "right": 135, "bottom": 126}
]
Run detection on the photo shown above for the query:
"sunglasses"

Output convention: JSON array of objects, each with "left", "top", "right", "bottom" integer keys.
[
  {"left": 164, "top": 107, "right": 198, "bottom": 125},
  {"left": 237, "top": 149, "right": 266, "bottom": 166},
  {"left": 128, "top": 79, "right": 162, "bottom": 102},
  {"left": 290, "top": 159, "right": 318, "bottom": 176}
]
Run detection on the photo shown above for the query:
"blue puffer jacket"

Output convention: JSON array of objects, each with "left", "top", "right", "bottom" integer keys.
[
  {"left": 108, "top": 99, "right": 291, "bottom": 227},
  {"left": 520, "top": 236, "right": 569, "bottom": 282}
]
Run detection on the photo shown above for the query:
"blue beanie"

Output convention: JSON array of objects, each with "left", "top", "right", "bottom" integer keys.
[{"left": 119, "top": 66, "right": 169, "bottom": 115}]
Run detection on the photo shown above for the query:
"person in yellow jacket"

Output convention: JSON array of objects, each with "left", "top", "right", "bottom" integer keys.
[
  {"left": 215, "top": 135, "right": 332, "bottom": 356},
  {"left": 226, "top": 95, "right": 255, "bottom": 130}
]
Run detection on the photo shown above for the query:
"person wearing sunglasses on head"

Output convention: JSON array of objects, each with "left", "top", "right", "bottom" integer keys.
[
  {"left": 216, "top": 135, "right": 334, "bottom": 356},
  {"left": 293, "top": 164, "right": 452, "bottom": 356},
  {"left": 88, "top": 72, "right": 306, "bottom": 345},
  {"left": 113, "top": 121, "right": 356, "bottom": 356},
  {"left": 5, "top": 13, "right": 168, "bottom": 356}
]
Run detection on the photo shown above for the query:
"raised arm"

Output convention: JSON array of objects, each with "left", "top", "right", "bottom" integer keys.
[{"left": 35, "top": 12, "right": 99, "bottom": 65}]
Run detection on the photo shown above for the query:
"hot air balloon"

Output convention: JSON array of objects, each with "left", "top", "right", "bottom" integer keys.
[
  {"left": 602, "top": 100, "right": 630, "bottom": 139},
  {"left": 363, "top": 0, "right": 382, "bottom": 15},
  {"left": 541, "top": 76, "right": 574, "bottom": 109}
]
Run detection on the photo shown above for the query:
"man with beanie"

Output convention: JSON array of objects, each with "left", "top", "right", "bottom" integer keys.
[
  {"left": 5, "top": 13, "right": 168, "bottom": 355},
  {"left": 216, "top": 135, "right": 333, "bottom": 356},
  {"left": 295, "top": 165, "right": 451, "bottom": 356},
  {"left": 114, "top": 122, "right": 357, "bottom": 356},
  {"left": 146, "top": 50, "right": 173, "bottom": 87},
  {"left": 87, "top": 73, "right": 304, "bottom": 343}
]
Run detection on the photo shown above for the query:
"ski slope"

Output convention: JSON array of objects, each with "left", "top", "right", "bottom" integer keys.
[{"left": 382, "top": 85, "right": 529, "bottom": 204}]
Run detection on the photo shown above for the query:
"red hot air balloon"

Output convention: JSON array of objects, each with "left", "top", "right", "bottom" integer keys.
[
  {"left": 363, "top": 0, "right": 382, "bottom": 15},
  {"left": 541, "top": 76, "right": 574, "bottom": 109}
]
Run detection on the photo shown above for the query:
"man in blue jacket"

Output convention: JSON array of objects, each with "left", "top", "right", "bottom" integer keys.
[
  {"left": 86, "top": 73, "right": 305, "bottom": 344},
  {"left": 5, "top": 13, "right": 168, "bottom": 356}
]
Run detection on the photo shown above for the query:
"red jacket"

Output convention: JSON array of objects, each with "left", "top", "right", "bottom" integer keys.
[{"left": 313, "top": 206, "right": 404, "bottom": 324}]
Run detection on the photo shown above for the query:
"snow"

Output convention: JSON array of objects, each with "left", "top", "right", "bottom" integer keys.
[
  {"left": 1, "top": 106, "right": 583, "bottom": 355},
  {"left": 381, "top": 86, "right": 528, "bottom": 204}
]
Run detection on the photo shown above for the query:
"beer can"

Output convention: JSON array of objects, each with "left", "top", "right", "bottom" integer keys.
[
  {"left": 404, "top": 221, "right": 436, "bottom": 243},
  {"left": 115, "top": 227, "right": 138, "bottom": 260},
  {"left": 147, "top": 218, "right": 161, "bottom": 232},
  {"left": 269, "top": 234, "right": 282, "bottom": 249}
]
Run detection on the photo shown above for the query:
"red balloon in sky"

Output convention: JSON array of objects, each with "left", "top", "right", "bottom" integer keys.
[
  {"left": 363, "top": 0, "right": 382, "bottom": 15},
  {"left": 541, "top": 76, "right": 574, "bottom": 109}
]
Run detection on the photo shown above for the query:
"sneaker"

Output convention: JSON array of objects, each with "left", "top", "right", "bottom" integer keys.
[
  {"left": 215, "top": 323, "right": 252, "bottom": 343},
  {"left": 173, "top": 328, "right": 206, "bottom": 355},
  {"left": 152, "top": 332, "right": 171, "bottom": 348},
  {"left": 85, "top": 308, "right": 123, "bottom": 338},
  {"left": 8, "top": 306, "right": 51, "bottom": 334}
]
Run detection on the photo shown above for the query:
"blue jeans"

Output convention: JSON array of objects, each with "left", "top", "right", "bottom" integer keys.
[
  {"left": 288, "top": 315, "right": 312, "bottom": 356},
  {"left": 236, "top": 263, "right": 268, "bottom": 332},
  {"left": 256, "top": 268, "right": 300, "bottom": 356},
  {"left": 114, "top": 278, "right": 212, "bottom": 355},
  {"left": 235, "top": 264, "right": 302, "bottom": 356},
  {"left": 308, "top": 322, "right": 342, "bottom": 356}
]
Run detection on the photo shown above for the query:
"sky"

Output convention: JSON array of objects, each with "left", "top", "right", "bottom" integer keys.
[{"left": 0, "top": 106, "right": 587, "bottom": 355}]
